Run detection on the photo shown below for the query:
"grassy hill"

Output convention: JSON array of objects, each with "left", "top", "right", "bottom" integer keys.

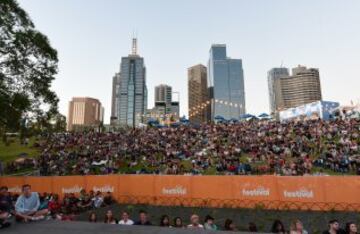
[{"left": 0, "top": 137, "right": 39, "bottom": 162}]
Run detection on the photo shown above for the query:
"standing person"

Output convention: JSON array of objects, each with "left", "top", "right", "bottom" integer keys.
[
  {"left": 290, "top": 219, "right": 308, "bottom": 234},
  {"left": 345, "top": 222, "right": 358, "bottom": 234},
  {"left": 104, "top": 210, "right": 117, "bottom": 224},
  {"left": 159, "top": 215, "right": 172, "bottom": 227},
  {"left": 323, "top": 220, "right": 341, "bottom": 234},
  {"left": 15, "top": 184, "right": 48, "bottom": 222},
  {"left": 187, "top": 214, "right": 204, "bottom": 229},
  {"left": 173, "top": 217, "right": 184, "bottom": 228},
  {"left": 118, "top": 211, "right": 134, "bottom": 225},
  {"left": 134, "top": 210, "right": 152, "bottom": 225},
  {"left": 204, "top": 215, "right": 218, "bottom": 230}
]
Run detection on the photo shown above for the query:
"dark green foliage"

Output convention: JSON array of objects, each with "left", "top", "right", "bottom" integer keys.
[{"left": 0, "top": 0, "right": 59, "bottom": 135}]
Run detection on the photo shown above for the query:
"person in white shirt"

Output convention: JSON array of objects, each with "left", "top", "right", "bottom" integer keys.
[
  {"left": 118, "top": 211, "right": 134, "bottom": 225},
  {"left": 92, "top": 191, "right": 103, "bottom": 208},
  {"left": 187, "top": 214, "right": 204, "bottom": 229}
]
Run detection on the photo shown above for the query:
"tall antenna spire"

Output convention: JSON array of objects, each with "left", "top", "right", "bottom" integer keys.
[{"left": 131, "top": 36, "right": 137, "bottom": 55}]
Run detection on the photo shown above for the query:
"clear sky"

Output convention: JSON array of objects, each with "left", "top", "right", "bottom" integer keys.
[{"left": 18, "top": 0, "right": 360, "bottom": 123}]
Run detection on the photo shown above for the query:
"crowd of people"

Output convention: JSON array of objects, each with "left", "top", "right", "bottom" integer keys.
[
  {"left": 0, "top": 184, "right": 359, "bottom": 233},
  {"left": 5, "top": 118, "right": 358, "bottom": 176},
  {"left": 0, "top": 184, "right": 114, "bottom": 228}
]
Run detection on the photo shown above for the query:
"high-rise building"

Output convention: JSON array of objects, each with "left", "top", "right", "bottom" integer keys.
[
  {"left": 207, "top": 44, "right": 246, "bottom": 120},
  {"left": 110, "top": 38, "right": 147, "bottom": 127},
  {"left": 268, "top": 65, "right": 322, "bottom": 115},
  {"left": 188, "top": 64, "right": 209, "bottom": 123},
  {"left": 67, "top": 97, "right": 103, "bottom": 131},
  {"left": 155, "top": 84, "right": 172, "bottom": 104},
  {"left": 268, "top": 67, "right": 290, "bottom": 114},
  {"left": 152, "top": 84, "right": 179, "bottom": 122}
]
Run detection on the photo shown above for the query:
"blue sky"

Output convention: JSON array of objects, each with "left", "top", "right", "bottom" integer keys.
[{"left": 18, "top": 0, "right": 360, "bottom": 123}]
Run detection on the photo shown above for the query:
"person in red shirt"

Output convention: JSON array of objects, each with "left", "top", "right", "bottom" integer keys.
[{"left": 48, "top": 194, "right": 61, "bottom": 216}]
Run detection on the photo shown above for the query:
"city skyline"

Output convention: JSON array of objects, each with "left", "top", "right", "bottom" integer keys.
[{"left": 17, "top": 0, "right": 360, "bottom": 123}]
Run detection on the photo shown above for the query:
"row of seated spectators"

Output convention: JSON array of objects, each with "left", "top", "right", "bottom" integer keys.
[
  {"left": 0, "top": 184, "right": 359, "bottom": 233},
  {"left": 0, "top": 185, "right": 113, "bottom": 228}
]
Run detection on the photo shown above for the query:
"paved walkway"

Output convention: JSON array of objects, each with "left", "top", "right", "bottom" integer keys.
[{"left": 6, "top": 220, "right": 266, "bottom": 234}]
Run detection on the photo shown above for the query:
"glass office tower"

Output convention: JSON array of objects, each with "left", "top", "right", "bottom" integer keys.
[
  {"left": 207, "top": 44, "right": 245, "bottom": 120},
  {"left": 111, "top": 39, "right": 147, "bottom": 127}
]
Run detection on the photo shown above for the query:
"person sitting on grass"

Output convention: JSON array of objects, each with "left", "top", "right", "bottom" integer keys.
[
  {"left": 159, "top": 215, "right": 172, "bottom": 227},
  {"left": 14, "top": 184, "right": 49, "bottom": 222},
  {"left": 104, "top": 210, "right": 117, "bottom": 224},
  {"left": 204, "top": 215, "right": 217, "bottom": 230},
  {"left": 118, "top": 211, "right": 134, "bottom": 225},
  {"left": 134, "top": 210, "right": 152, "bottom": 225},
  {"left": 187, "top": 214, "right": 204, "bottom": 229},
  {"left": 92, "top": 191, "right": 104, "bottom": 208},
  {"left": 88, "top": 211, "right": 97, "bottom": 223},
  {"left": 0, "top": 207, "right": 11, "bottom": 229},
  {"left": 0, "top": 186, "right": 13, "bottom": 214}
]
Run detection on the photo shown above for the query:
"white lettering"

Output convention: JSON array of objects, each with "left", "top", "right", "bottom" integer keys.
[
  {"left": 242, "top": 187, "right": 270, "bottom": 197},
  {"left": 283, "top": 189, "right": 314, "bottom": 198},
  {"left": 92, "top": 185, "right": 114, "bottom": 193},
  {"left": 62, "top": 185, "right": 83, "bottom": 194},
  {"left": 162, "top": 186, "right": 187, "bottom": 195},
  {"left": 8, "top": 186, "right": 22, "bottom": 193}
]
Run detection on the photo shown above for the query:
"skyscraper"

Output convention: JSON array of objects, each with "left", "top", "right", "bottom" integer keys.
[
  {"left": 188, "top": 64, "right": 209, "bottom": 123},
  {"left": 268, "top": 67, "right": 289, "bottom": 114},
  {"left": 155, "top": 84, "right": 172, "bottom": 104},
  {"left": 207, "top": 44, "right": 245, "bottom": 120},
  {"left": 67, "top": 97, "right": 103, "bottom": 131},
  {"left": 151, "top": 84, "right": 179, "bottom": 122},
  {"left": 110, "top": 38, "right": 147, "bottom": 127},
  {"left": 268, "top": 65, "right": 322, "bottom": 115}
]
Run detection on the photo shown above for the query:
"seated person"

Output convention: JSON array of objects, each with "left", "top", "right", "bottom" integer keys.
[
  {"left": 134, "top": 210, "right": 152, "bottom": 225},
  {"left": 14, "top": 184, "right": 48, "bottom": 222},
  {"left": 103, "top": 192, "right": 114, "bottom": 206},
  {"left": 48, "top": 194, "right": 61, "bottom": 216},
  {"left": 118, "top": 211, "right": 134, "bottom": 225},
  {"left": 187, "top": 214, "right": 204, "bottom": 229},
  {"left": 92, "top": 191, "right": 103, "bottom": 208},
  {"left": 0, "top": 210, "right": 11, "bottom": 229},
  {"left": 77, "top": 190, "right": 92, "bottom": 210},
  {"left": 0, "top": 186, "right": 13, "bottom": 213}
]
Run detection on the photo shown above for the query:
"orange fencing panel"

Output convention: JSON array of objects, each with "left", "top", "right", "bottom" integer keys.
[
  {"left": 323, "top": 176, "right": 360, "bottom": 210},
  {"left": 52, "top": 176, "right": 86, "bottom": 198},
  {"left": 85, "top": 175, "right": 119, "bottom": 199},
  {"left": 276, "top": 176, "right": 326, "bottom": 210},
  {"left": 191, "top": 176, "right": 233, "bottom": 208},
  {"left": 232, "top": 175, "right": 278, "bottom": 208},
  {"left": 0, "top": 177, "right": 25, "bottom": 194},
  {"left": 117, "top": 175, "right": 155, "bottom": 204},
  {"left": 1, "top": 175, "right": 360, "bottom": 211},
  {"left": 24, "top": 177, "right": 53, "bottom": 195},
  {"left": 154, "top": 175, "right": 192, "bottom": 206}
]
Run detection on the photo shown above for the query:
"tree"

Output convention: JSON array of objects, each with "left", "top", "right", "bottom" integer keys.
[{"left": 0, "top": 0, "right": 59, "bottom": 137}]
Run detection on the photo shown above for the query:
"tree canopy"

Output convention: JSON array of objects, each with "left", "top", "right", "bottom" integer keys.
[{"left": 0, "top": 0, "right": 59, "bottom": 134}]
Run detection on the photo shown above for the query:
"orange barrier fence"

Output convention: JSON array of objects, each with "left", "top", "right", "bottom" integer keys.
[{"left": 1, "top": 175, "right": 360, "bottom": 211}]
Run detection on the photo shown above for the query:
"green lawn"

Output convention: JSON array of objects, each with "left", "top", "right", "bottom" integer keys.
[{"left": 0, "top": 137, "right": 40, "bottom": 162}]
